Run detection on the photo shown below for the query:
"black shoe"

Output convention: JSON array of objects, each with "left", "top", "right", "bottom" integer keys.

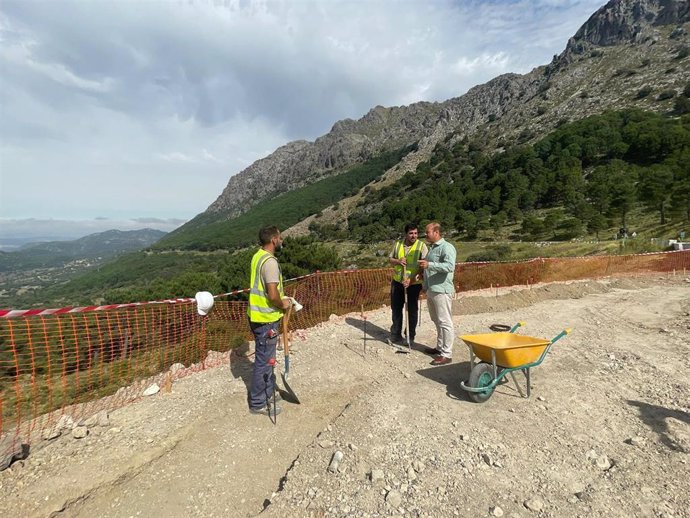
[{"left": 390, "top": 335, "right": 404, "bottom": 345}]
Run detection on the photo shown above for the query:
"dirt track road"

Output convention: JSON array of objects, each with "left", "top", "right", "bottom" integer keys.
[{"left": 2, "top": 276, "right": 689, "bottom": 518}]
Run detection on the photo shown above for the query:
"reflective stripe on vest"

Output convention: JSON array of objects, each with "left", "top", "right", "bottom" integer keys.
[
  {"left": 393, "top": 239, "right": 423, "bottom": 284},
  {"left": 247, "top": 249, "right": 284, "bottom": 323}
]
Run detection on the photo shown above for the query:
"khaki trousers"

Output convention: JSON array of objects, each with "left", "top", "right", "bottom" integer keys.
[{"left": 426, "top": 291, "right": 454, "bottom": 358}]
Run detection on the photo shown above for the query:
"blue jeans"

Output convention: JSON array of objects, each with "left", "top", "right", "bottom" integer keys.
[{"left": 249, "top": 320, "right": 280, "bottom": 409}]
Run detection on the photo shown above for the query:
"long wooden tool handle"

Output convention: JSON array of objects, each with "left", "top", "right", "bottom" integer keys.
[{"left": 283, "top": 301, "right": 293, "bottom": 355}]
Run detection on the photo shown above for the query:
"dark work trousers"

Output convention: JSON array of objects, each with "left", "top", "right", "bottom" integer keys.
[
  {"left": 390, "top": 281, "right": 422, "bottom": 341},
  {"left": 249, "top": 319, "right": 280, "bottom": 410}
]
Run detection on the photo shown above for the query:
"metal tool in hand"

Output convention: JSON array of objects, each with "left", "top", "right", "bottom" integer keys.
[{"left": 281, "top": 296, "right": 301, "bottom": 404}]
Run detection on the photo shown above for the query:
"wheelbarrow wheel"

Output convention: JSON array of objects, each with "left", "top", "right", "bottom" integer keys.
[{"left": 467, "top": 362, "right": 496, "bottom": 403}]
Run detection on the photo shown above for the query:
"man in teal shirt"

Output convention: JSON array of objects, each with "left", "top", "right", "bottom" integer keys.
[{"left": 418, "top": 221, "right": 457, "bottom": 365}]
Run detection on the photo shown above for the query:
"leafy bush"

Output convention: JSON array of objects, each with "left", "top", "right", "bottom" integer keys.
[
  {"left": 657, "top": 90, "right": 676, "bottom": 101},
  {"left": 675, "top": 96, "right": 690, "bottom": 115},
  {"left": 636, "top": 85, "right": 653, "bottom": 99}
]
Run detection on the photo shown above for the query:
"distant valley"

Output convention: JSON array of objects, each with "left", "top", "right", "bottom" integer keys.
[{"left": 0, "top": 229, "right": 166, "bottom": 306}]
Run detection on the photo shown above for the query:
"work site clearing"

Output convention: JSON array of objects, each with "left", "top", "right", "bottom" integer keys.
[{"left": 2, "top": 276, "right": 689, "bottom": 518}]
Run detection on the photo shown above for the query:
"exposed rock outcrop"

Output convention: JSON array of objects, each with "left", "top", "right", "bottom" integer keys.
[{"left": 179, "top": 0, "right": 689, "bottom": 234}]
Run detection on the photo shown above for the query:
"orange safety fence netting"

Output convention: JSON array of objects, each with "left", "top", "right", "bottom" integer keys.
[{"left": 1, "top": 250, "right": 688, "bottom": 466}]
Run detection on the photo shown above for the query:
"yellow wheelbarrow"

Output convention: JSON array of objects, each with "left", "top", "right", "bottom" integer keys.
[{"left": 459, "top": 322, "right": 571, "bottom": 403}]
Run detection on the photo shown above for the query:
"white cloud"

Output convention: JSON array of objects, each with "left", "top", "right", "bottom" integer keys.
[{"left": 0, "top": 0, "right": 606, "bottom": 236}]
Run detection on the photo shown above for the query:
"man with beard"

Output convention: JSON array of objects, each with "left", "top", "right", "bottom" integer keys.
[
  {"left": 388, "top": 222, "right": 428, "bottom": 346},
  {"left": 247, "top": 226, "right": 292, "bottom": 415}
]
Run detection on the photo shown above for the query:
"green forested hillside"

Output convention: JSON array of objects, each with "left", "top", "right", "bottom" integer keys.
[
  {"left": 8, "top": 109, "right": 690, "bottom": 309},
  {"left": 8, "top": 236, "right": 341, "bottom": 307},
  {"left": 155, "top": 145, "right": 416, "bottom": 251},
  {"left": 337, "top": 109, "right": 690, "bottom": 242}
]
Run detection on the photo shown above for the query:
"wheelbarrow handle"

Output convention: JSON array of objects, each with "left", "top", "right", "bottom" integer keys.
[
  {"left": 509, "top": 321, "right": 526, "bottom": 333},
  {"left": 550, "top": 328, "right": 572, "bottom": 344}
]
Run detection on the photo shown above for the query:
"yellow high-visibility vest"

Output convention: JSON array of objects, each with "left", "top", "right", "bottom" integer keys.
[
  {"left": 248, "top": 249, "right": 284, "bottom": 323},
  {"left": 393, "top": 239, "right": 423, "bottom": 285}
]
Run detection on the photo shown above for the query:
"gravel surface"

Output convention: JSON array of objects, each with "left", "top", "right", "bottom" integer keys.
[{"left": 2, "top": 276, "right": 689, "bottom": 518}]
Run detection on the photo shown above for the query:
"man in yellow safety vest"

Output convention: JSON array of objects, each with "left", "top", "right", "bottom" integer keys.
[
  {"left": 247, "top": 226, "right": 291, "bottom": 416},
  {"left": 388, "top": 222, "right": 428, "bottom": 346}
]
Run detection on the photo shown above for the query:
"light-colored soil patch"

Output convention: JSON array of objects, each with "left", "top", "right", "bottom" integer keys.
[{"left": 2, "top": 276, "right": 689, "bottom": 518}]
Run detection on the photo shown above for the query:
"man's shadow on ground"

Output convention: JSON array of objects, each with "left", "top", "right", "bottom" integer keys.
[
  {"left": 417, "top": 362, "right": 530, "bottom": 402},
  {"left": 416, "top": 361, "right": 472, "bottom": 401},
  {"left": 229, "top": 346, "right": 253, "bottom": 404},
  {"left": 344, "top": 316, "right": 390, "bottom": 357},
  {"left": 628, "top": 400, "right": 690, "bottom": 452},
  {"left": 344, "top": 316, "right": 431, "bottom": 356},
  {"left": 229, "top": 344, "right": 291, "bottom": 404}
]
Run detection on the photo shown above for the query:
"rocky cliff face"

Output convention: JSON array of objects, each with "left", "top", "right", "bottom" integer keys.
[
  {"left": 562, "top": 0, "right": 690, "bottom": 58},
  {"left": 206, "top": 73, "right": 532, "bottom": 220},
  {"left": 202, "top": 0, "right": 689, "bottom": 223}
]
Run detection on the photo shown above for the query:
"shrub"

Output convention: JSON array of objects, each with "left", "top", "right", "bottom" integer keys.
[
  {"left": 670, "top": 27, "right": 685, "bottom": 40},
  {"left": 676, "top": 46, "right": 689, "bottom": 60},
  {"left": 675, "top": 96, "right": 690, "bottom": 115},
  {"left": 614, "top": 68, "right": 636, "bottom": 77},
  {"left": 657, "top": 90, "right": 676, "bottom": 101},
  {"left": 636, "top": 85, "right": 653, "bottom": 99}
]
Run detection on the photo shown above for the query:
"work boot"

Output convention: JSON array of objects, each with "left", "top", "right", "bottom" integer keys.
[
  {"left": 249, "top": 403, "right": 282, "bottom": 416},
  {"left": 390, "top": 334, "right": 404, "bottom": 345}
]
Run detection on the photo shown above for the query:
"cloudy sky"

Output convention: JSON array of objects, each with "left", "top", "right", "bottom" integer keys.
[{"left": 0, "top": 0, "right": 605, "bottom": 243}]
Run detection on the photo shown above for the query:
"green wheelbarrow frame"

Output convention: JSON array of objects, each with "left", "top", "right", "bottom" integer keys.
[{"left": 459, "top": 322, "right": 571, "bottom": 403}]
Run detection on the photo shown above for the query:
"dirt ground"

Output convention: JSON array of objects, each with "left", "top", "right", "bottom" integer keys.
[{"left": 1, "top": 276, "right": 689, "bottom": 518}]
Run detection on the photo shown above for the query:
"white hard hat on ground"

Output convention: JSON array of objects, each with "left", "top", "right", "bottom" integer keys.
[{"left": 195, "top": 291, "right": 215, "bottom": 316}]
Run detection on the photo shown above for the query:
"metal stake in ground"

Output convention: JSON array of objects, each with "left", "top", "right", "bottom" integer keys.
[{"left": 361, "top": 304, "right": 367, "bottom": 355}]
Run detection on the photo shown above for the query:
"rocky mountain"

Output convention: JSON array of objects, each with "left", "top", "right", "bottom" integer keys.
[
  {"left": 565, "top": 0, "right": 690, "bottom": 50},
  {"left": 185, "top": 0, "right": 688, "bottom": 232}
]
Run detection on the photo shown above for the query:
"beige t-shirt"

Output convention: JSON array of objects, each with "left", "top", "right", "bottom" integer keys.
[{"left": 261, "top": 256, "right": 281, "bottom": 286}]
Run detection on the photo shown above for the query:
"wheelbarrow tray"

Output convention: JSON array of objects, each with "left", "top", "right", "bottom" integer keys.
[{"left": 460, "top": 332, "right": 551, "bottom": 368}]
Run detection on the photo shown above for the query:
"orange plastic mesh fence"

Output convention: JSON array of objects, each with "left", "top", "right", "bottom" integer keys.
[{"left": 1, "top": 250, "right": 688, "bottom": 463}]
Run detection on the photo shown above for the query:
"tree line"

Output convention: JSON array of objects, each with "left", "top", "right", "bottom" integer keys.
[{"left": 335, "top": 109, "right": 689, "bottom": 242}]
